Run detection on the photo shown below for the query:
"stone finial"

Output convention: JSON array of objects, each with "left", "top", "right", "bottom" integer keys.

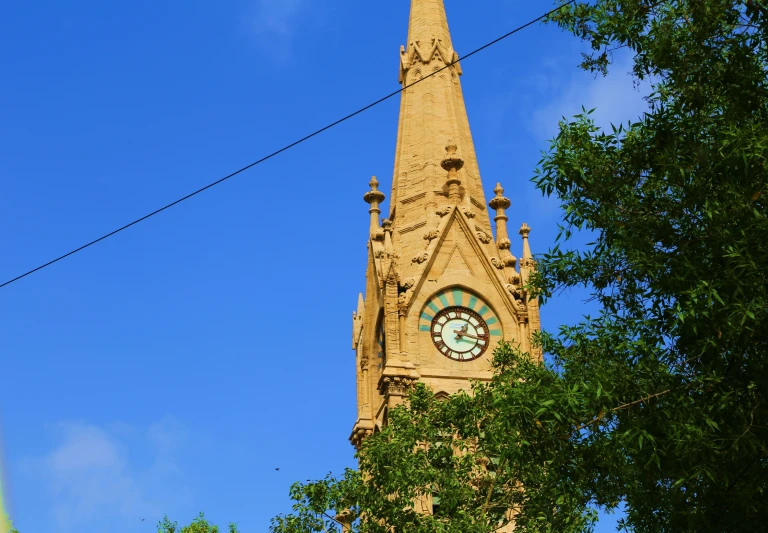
[
  {"left": 364, "top": 177, "right": 386, "bottom": 238},
  {"left": 441, "top": 140, "right": 465, "bottom": 172},
  {"left": 489, "top": 182, "right": 511, "bottom": 211},
  {"left": 520, "top": 223, "right": 534, "bottom": 265},
  {"left": 364, "top": 176, "right": 386, "bottom": 205},
  {"left": 489, "top": 182, "right": 513, "bottom": 253},
  {"left": 442, "top": 140, "right": 464, "bottom": 203}
]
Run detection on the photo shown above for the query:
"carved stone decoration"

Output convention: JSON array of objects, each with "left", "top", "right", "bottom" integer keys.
[
  {"left": 364, "top": 177, "right": 386, "bottom": 238},
  {"left": 423, "top": 229, "right": 440, "bottom": 242},
  {"left": 491, "top": 257, "right": 505, "bottom": 270},
  {"left": 436, "top": 205, "right": 453, "bottom": 217},
  {"left": 380, "top": 376, "right": 416, "bottom": 396},
  {"left": 506, "top": 284, "right": 523, "bottom": 301},
  {"left": 441, "top": 140, "right": 465, "bottom": 172},
  {"left": 476, "top": 231, "right": 492, "bottom": 244},
  {"left": 372, "top": 228, "right": 385, "bottom": 242},
  {"left": 401, "top": 278, "right": 416, "bottom": 291},
  {"left": 489, "top": 183, "right": 511, "bottom": 212},
  {"left": 350, "top": 427, "right": 373, "bottom": 450},
  {"left": 398, "top": 292, "right": 408, "bottom": 307},
  {"left": 412, "top": 251, "right": 430, "bottom": 264},
  {"left": 519, "top": 223, "right": 537, "bottom": 268},
  {"left": 461, "top": 206, "right": 476, "bottom": 219},
  {"left": 489, "top": 184, "right": 517, "bottom": 265},
  {"left": 503, "top": 254, "right": 518, "bottom": 268},
  {"left": 360, "top": 359, "right": 370, "bottom": 371},
  {"left": 374, "top": 249, "right": 385, "bottom": 258},
  {"left": 363, "top": 177, "right": 386, "bottom": 205},
  {"left": 508, "top": 273, "right": 522, "bottom": 285},
  {"left": 442, "top": 141, "right": 465, "bottom": 203}
]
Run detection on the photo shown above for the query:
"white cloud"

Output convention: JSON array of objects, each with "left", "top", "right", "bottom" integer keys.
[
  {"left": 245, "top": 0, "right": 305, "bottom": 60},
  {"left": 28, "top": 417, "right": 190, "bottom": 530},
  {"left": 503, "top": 51, "right": 656, "bottom": 232},
  {"left": 529, "top": 52, "right": 653, "bottom": 141}
]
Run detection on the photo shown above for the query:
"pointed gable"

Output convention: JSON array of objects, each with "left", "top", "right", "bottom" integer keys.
[
  {"left": 435, "top": 245, "right": 475, "bottom": 278},
  {"left": 414, "top": 209, "right": 519, "bottom": 318}
]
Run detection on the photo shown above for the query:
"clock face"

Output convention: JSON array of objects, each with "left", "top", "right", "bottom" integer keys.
[
  {"left": 418, "top": 288, "right": 503, "bottom": 362},
  {"left": 430, "top": 307, "right": 489, "bottom": 361}
]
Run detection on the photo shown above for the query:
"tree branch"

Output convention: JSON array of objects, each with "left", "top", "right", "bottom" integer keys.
[{"left": 576, "top": 389, "right": 673, "bottom": 432}]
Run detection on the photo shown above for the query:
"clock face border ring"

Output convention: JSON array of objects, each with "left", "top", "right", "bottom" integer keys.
[{"left": 430, "top": 306, "right": 491, "bottom": 362}]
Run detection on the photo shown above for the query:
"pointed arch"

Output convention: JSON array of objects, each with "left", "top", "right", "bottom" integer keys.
[
  {"left": 434, "top": 391, "right": 450, "bottom": 402},
  {"left": 418, "top": 285, "right": 504, "bottom": 336}
]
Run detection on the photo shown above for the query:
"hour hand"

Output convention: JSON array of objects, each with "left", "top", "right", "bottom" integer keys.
[{"left": 453, "top": 330, "right": 485, "bottom": 341}]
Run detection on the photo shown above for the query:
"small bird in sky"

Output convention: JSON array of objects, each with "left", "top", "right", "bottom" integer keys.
[
  {"left": 275, "top": 467, "right": 280, "bottom": 471},
  {"left": 141, "top": 518, "right": 145, "bottom": 522}
]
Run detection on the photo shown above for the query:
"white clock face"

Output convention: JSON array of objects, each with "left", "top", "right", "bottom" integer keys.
[
  {"left": 430, "top": 307, "right": 489, "bottom": 361},
  {"left": 419, "top": 288, "right": 503, "bottom": 362}
]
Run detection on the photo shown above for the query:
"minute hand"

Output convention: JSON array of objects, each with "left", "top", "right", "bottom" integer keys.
[{"left": 453, "top": 330, "right": 487, "bottom": 341}]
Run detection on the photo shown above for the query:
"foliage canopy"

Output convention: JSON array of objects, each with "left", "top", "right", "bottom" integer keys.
[{"left": 157, "top": 512, "right": 239, "bottom": 533}]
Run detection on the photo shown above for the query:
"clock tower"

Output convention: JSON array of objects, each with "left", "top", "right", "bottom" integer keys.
[{"left": 350, "top": 0, "right": 542, "bottom": 448}]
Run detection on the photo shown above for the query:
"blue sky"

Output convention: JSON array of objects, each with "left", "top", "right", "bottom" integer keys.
[{"left": 0, "top": 1, "right": 650, "bottom": 531}]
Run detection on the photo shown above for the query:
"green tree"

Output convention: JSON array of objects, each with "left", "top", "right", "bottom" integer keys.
[
  {"left": 271, "top": 0, "right": 768, "bottom": 532},
  {"left": 6, "top": 512, "right": 240, "bottom": 533},
  {"left": 532, "top": 0, "right": 768, "bottom": 530},
  {"left": 157, "top": 512, "right": 239, "bottom": 533},
  {"left": 270, "top": 347, "right": 604, "bottom": 533}
]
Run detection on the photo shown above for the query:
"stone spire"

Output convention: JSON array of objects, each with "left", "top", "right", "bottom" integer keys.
[
  {"left": 391, "top": 0, "right": 492, "bottom": 264},
  {"left": 405, "top": 0, "right": 454, "bottom": 49}
]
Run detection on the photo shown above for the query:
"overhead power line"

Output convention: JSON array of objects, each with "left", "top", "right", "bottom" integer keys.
[{"left": 0, "top": 1, "right": 575, "bottom": 290}]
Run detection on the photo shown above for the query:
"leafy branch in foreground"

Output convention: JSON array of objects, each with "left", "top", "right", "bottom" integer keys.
[
  {"left": 270, "top": 342, "right": 717, "bottom": 533},
  {"left": 271, "top": 343, "right": 607, "bottom": 533}
]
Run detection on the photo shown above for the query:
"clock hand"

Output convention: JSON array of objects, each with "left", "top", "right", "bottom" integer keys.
[{"left": 453, "top": 330, "right": 487, "bottom": 341}]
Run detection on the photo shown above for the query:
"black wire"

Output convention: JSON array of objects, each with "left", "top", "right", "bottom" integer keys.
[{"left": 0, "top": 0, "right": 575, "bottom": 290}]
